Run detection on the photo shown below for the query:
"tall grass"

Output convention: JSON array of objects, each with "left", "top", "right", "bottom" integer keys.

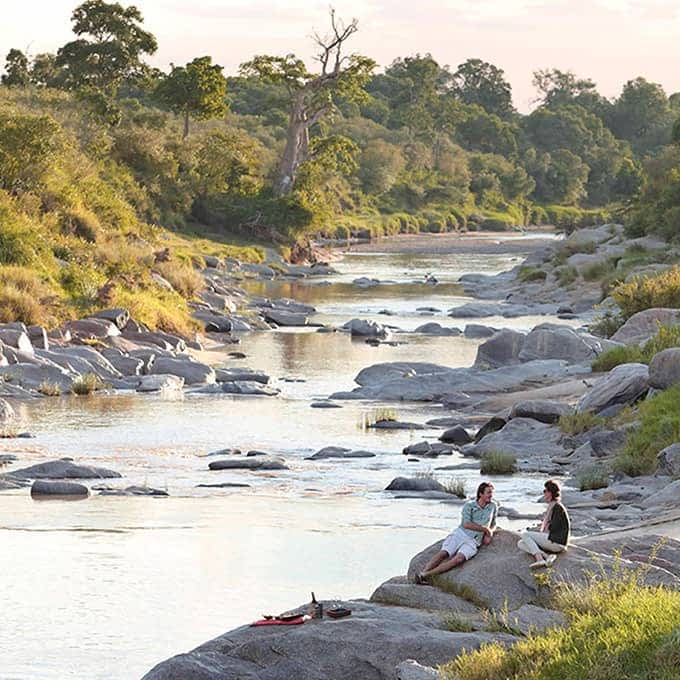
[
  {"left": 615, "top": 382, "right": 680, "bottom": 476},
  {"left": 612, "top": 265, "right": 680, "bottom": 320},
  {"left": 592, "top": 324, "right": 680, "bottom": 372},
  {"left": 441, "top": 563, "right": 680, "bottom": 680},
  {"left": 480, "top": 451, "right": 517, "bottom": 475},
  {"left": 558, "top": 412, "right": 604, "bottom": 435}
]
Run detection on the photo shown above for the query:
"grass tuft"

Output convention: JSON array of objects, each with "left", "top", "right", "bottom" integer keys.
[
  {"left": 558, "top": 412, "right": 604, "bottom": 435},
  {"left": 592, "top": 324, "right": 680, "bottom": 372},
  {"left": 441, "top": 614, "right": 476, "bottom": 633},
  {"left": 577, "top": 465, "right": 610, "bottom": 491},
  {"left": 480, "top": 451, "right": 517, "bottom": 475},
  {"left": 71, "top": 373, "right": 105, "bottom": 395},
  {"left": 38, "top": 380, "right": 62, "bottom": 397},
  {"left": 443, "top": 477, "right": 467, "bottom": 498}
]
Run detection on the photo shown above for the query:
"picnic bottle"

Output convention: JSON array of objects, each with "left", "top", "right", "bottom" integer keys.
[{"left": 308, "top": 592, "right": 317, "bottom": 618}]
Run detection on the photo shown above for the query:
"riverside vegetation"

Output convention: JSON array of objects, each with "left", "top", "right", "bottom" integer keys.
[{"left": 2, "top": 1, "right": 680, "bottom": 334}]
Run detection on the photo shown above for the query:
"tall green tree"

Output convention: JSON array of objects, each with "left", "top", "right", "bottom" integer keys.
[
  {"left": 240, "top": 10, "right": 375, "bottom": 196},
  {"left": 155, "top": 57, "right": 228, "bottom": 138},
  {"left": 30, "top": 53, "right": 64, "bottom": 88},
  {"left": 55, "top": 0, "right": 157, "bottom": 95},
  {"left": 2, "top": 49, "right": 30, "bottom": 87},
  {"left": 452, "top": 58, "right": 514, "bottom": 119}
]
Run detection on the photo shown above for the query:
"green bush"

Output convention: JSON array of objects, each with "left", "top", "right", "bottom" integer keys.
[
  {"left": 480, "top": 451, "right": 517, "bottom": 475},
  {"left": 592, "top": 325, "right": 680, "bottom": 372},
  {"left": 558, "top": 412, "right": 604, "bottom": 435},
  {"left": 517, "top": 266, "right": 547, "bottom": 282},
  {"left": 615, "top": 382, "right": 680, "bottom": 476},
  {"left": 612, "top": 266, "right": 680, "bottom": 320},
  {"left": 442, "top": 569, "right": 680, "bottom": 680},
  {"left": 577, "top": 465, "right": 610, "bottom": 491}
]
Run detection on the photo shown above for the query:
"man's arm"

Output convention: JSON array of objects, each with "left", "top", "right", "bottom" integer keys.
[{"left": 462, "top": 520, "right": 492, "bottom": 536}]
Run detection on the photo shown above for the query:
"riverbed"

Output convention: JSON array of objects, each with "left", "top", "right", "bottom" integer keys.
[{"left": 0, "top": 234, "right": 566, "bottom": 680}]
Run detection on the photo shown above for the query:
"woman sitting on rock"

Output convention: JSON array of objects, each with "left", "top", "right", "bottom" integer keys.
[{"left": 518, "top": 479, "right": 570, "bottom": 569}]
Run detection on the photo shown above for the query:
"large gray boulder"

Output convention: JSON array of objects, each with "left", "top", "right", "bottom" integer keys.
[
  {"left": 342, "top": 319, "right": 389, "bottom": 338},
  {"left": 137, "top": 374, "right": 184, "bottom": 393},
  {"left": 503, "top": 604, "right": 567, "bottom": 636},
  {"left": 150, "top": 357, "right": 215, "bottom": 385},
  {"left": 142, "top": 600, "right": 514, "bottom": 680},
  {"left": 407, "top": 530, "right": 678, "bottom": 612},
  {"left": 31, "top": 480, "right": 89, "bottom": 497},
  {"left": 263, "top": 309, "right": 309, "bottom": 327},
  {"left": 463, "top": 418, "right": 567, "bottom": 461},
  {"left": 395, "top": 660, "right": 439, "bottom": 680},
  {"left": 518, "top": 324, "right": 609, "bottom": 363},
  {"left": 0, "top": 363, "right": 75, "bottom": 392},
  {"left": 93, "top": 308, "right": 130, "bottom": 329},
  {"left": 10, "top": 458, "right": 121, "bottom": 479},
  {"left": 0, "top": 329, "right": 33, "bottom": 353},
  {"left": 509, "top": 399, "right": 572, "bottom": 424},
  {"left": 658, "top": 444, "right": 680, "bottom": 477},
  {"left": 648, "top": 348, "right": 680, "bottom": 390},
  {"left": 610, "top": 308, "right": 680, "bottom": 345},
  {"left": 576, "top": 363, "right": 649, "bottom": 413},
  {"left": 385, "top": 477, "right": 446, "bottom": 492},
  {"left": 474, "top": 329, "right": 526, "bottom": 368},
  {"left": 413, "top": 323, "right": 461, "bottom": 336},
  {"left": 215, "top": 368, "right": 270, "bottom": 384},
  {"left": 64, "top": 318, "right": 120, "bottom": 339}
]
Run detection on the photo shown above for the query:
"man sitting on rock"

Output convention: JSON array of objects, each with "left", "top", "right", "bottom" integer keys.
[{"left": 415, "top": 482, "right": 497, "bottom": 583}]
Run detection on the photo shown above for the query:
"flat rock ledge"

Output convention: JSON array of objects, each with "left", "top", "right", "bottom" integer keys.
[{"left": 141, "top": 599, "right": 514, "bottom": 680}]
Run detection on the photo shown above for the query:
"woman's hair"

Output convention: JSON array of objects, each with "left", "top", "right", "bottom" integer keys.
[
  {"left": 544, "top": 479, "right": 561, "bottom": 500},
  {"left": 477, "top": 481, "right": 494, "bottom": 499}
]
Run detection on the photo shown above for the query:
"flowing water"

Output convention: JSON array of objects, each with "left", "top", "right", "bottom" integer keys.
[{"left": 0, "top": 234, "right": 567, "bottom": 680}]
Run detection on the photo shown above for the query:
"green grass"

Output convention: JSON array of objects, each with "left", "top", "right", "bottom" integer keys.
[
  {"left": 577, "top": 464, "right": 610, "bottom": 491},
  {"left": 582, "top": 257, "right": 618, "bottom": 282},
  {"left": 558, "top": 412, "right": 605, "bottom": 435},
  {"left": 440, "top": 568, "right": 680, "bottom": 680},
  {"left": 615, "top": 382, "right": 680, "bottom": 476},
  {"left": 517, "top": 266, "right": 547, "bottom": 283},
  {"left": 441, "top": 614, "right": 476, "bottom": 633},
  {"left": 591, "top": 324, "right": 680, "bottom": 372},
  {"left": 480, "top": 451, "right": 517, "bottom": 475}
]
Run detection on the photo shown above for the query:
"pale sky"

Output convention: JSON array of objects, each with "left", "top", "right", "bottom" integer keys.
[{"left": 2, "top": 0, "right": 679, "bottom": 111}]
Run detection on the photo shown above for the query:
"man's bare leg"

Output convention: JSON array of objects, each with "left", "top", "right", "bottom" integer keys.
[
  {"left": 420, "top": 550, "right": 449, "bottom": 575},
  {"left": 422, "top": 552, "right": 466, "bottom": 577}
]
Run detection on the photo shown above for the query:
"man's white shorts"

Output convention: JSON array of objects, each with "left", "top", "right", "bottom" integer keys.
[{"left": 442, "top": 527, "right": 478, "bottom": 560}]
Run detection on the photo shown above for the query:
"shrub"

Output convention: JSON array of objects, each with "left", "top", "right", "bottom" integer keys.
[
  {"left": 589, "top": 311, "right": 624, "bottom": 339},
  {"left": 615, "top": 383, "right": 680, "bottom": 476},
  {"left": 612, "top": 266, "right": 680, "bottom": 321},
  {"left": 153, "top": 260, "right": 204, "bottom": 299},
  {"left": 60, "top": 205, "right": 101, "bottom": 242},
  {"left": 480, "top": 451, "right": 517, "bottom": 475},
  {"left": 441, "top": 614, "right": 475, "bottom": 632},
  {"left": 441, "top": 569, "right": 680, "bottom": 680},
  {"left": 443, "top": 477, "right": 466, "bottom": 498},
  {"left": 592, "top": 324, "right": 680, "bottom": 372},
  {"left": 557, "top": 266, "right": 578, "bottom": 286},
  {"left": 71, "top": 373, "right": 104, "bottom": 395},
  {"left": 558, "top": 412, "right": 604, "bottom": 435},
  {"left": 577, "top": 465, "right": 610, "bottom": 491},
  {"left": 0, "top": 266, "right": 53, "bottom": 324},
  {"left": 38, "top": 380, "right": 62, "bottom": 396},
  {"left": 582, "top": 258, "right": 618, "bottom": 282},
  {"left": 517, "top": 266, "right": 547, "bottom": 283}
]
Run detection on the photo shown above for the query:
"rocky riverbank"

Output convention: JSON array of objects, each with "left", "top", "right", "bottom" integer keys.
[{"left": 137, "top": 225, "right": 680, "bottom": 679}]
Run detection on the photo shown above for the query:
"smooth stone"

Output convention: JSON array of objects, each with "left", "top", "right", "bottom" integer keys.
[
  {"left": 509, "top": 400, "right": 572, "bottom": 424},
  {"left": 208, "top": 457, "right": 288, "bottom": 471},
  {"left": 395, "top": 660, "right": 440, "bottom": 680},
  {"left": 0, "top": 363, "right": 75, "bottom": 392},
  {"left": 31, "top": 480, "right": 89, "bottom": 497},
  {"left": 137, "top": 374, "right": 185, "bottom": 393},
  {"left": 307, "top": 446, "right": 376, "bottom": 460},
  {"left": 371, "top": 575, "right": 479, "bottom": 614},
  {"left": 368, "top": 420, "right": 425, "bottom": 430},
  {"left": 465, "top": 418, "right": 567, "bottom": 459},
  {"left": 215, "top": 368, "right": 270, "bottom": 384},
  {"left": 504, "top": 604, "right": 567, "bottom": 636},
  {"left": 518, "top": 324, "right": 613, "bottom": 364},
  {"left": 263, "top": 309, "right": 309, "bottom": 327},
  {"left": 610, "top": 308, "right": 680, "bottom": 345},
  {"left": 93, "top": 308, "right": 130, "bottom": 329},
  {"left": 65, "top": 318, "right": 120, "bottom": 339},
  {"left": 0, "top": 329, "right": 33, "bottom": 353},
  {"left": 576, "top": 363, "right": 649, "bottom": 414},
  {"left": 413, "top": 323, "right": 461, "bottom": 336},
  {"left": 10, "top": 459, "right": 121, "bottom": 479},
  {"left": 464, "top": 324, "right": 498, "bottom": 338},
  {"left": 438, "top": 426, "right": 472, "bottom": 445},
  {"left": 648, "top": 348, "right": 680, "bottom": 390},
  {"left": 658, "top": 444, "right": 680, "bottom": 477},
  {"left": 310, "top": 401, "right": 342, "bottom": 409},
  {"left": 474, "top": 329, "right": 526, "bottom": 368},
  {"left": 201, "top": 448, "right": 242, "bottom": 458},
  {"left": 342, "top": 318, "right": 389, "bottom": 338},
  {"left": 196, "top": 482, "right": 251, "bottom": 488},
  {"left": 385, "top": 477, "right": 446, "bottom": 492},
  {"left": 97, "top": 485, "right": 168, "bottom": 496},
  {"left": 150, "top": 357, "right": 215, "bottom": 385}
]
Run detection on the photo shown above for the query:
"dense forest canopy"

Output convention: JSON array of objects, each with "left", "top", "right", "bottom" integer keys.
[{"left": 1, "top": 0, "right": 679, "bottom": 246}]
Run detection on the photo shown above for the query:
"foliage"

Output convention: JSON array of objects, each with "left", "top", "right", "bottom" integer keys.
[
  {"left": 38, "top": 381, "right": 62, "bottom": 397},
  {"left": 517, "top": 267, "right": 547, "bottom": 282},
  {"left": 591, "top": 325, "right": 680, "bottom": 372},
  {"left": 443, "top": 477, "right": 466, "bottom": 498},
  {"left": 612, "top": 266, "right": 680, "bottom": 320},
  {"left": 441, "top": 614, "right": 475, "bottom": 633},
  {"left": 56, "top": 0, "right": 157, "bottom": 95},
  {"left": 616, "top": 383, "right": 680, "bottom": 476},
  {"left": 451, "top": 58, "right": 514, "bottom": 119},
  {"left": 71, "top": 373, "right": 104, "bottom": 395},
  {"left": 2, "top": 49, "right": 30, "bottom": 87},
  {"left": 154, "top": 56, "right": 227, "bottom": 138},
  {"left": 558, "top": 412, "right": 604, "bottom": 435},
  {"left": 442, "top": 568, "right": 680, "bottom": 680},
  {"left": 577, "top": 465, "right": 610, "bottom": 491},
  {"left": 480, "top": 451, "right": 517, "bottom": 475}
]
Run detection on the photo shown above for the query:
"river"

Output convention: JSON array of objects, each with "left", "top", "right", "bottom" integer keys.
[{"left": 0, "top": 234, "right": 567, "bottom": 680}]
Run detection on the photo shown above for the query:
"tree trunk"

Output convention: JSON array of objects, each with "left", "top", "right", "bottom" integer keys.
[
  {"left": 274, "top": 92, "right": 309, "bottom": 196},
  {"left": 183, "top": 108, "right": 190, "bottom": 139}
]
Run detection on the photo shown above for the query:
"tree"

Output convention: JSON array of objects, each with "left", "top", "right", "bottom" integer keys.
[
  {"left": 454, "top": 106, "right": 519, "bottom": 157},
  {"left": 2, "top": 49, "right": 30, "bottom": 87},
  {"left": 451, "top": 59, "right": 514, "bottom": 119},
  {"left": 533, "top": 69, "right": 597, "bottom": 107},
  {"left": 30, "top": 53, "right": 64, "bottom": 88},
  {"left": 609, "top": 77, "right": 673, "bottom": 153},
  {"left": 240, "top": 10, "right": 375, "bottom": 196},
  {"left": 357, "top": 139, "right": 405, "bottom": 194},
  {"left": 523, "top": 147, "right": 588, "bottom": 205},
  {"left": 56, "top": 0, "right": 157, "bottom": 94},
  {"left": 155, "top": 56, "right": 228, "bottom": 138}
]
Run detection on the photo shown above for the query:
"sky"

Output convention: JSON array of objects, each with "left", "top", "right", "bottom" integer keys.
[{"left": 2, "top": 0, "right": 680, "bottom": 112}]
